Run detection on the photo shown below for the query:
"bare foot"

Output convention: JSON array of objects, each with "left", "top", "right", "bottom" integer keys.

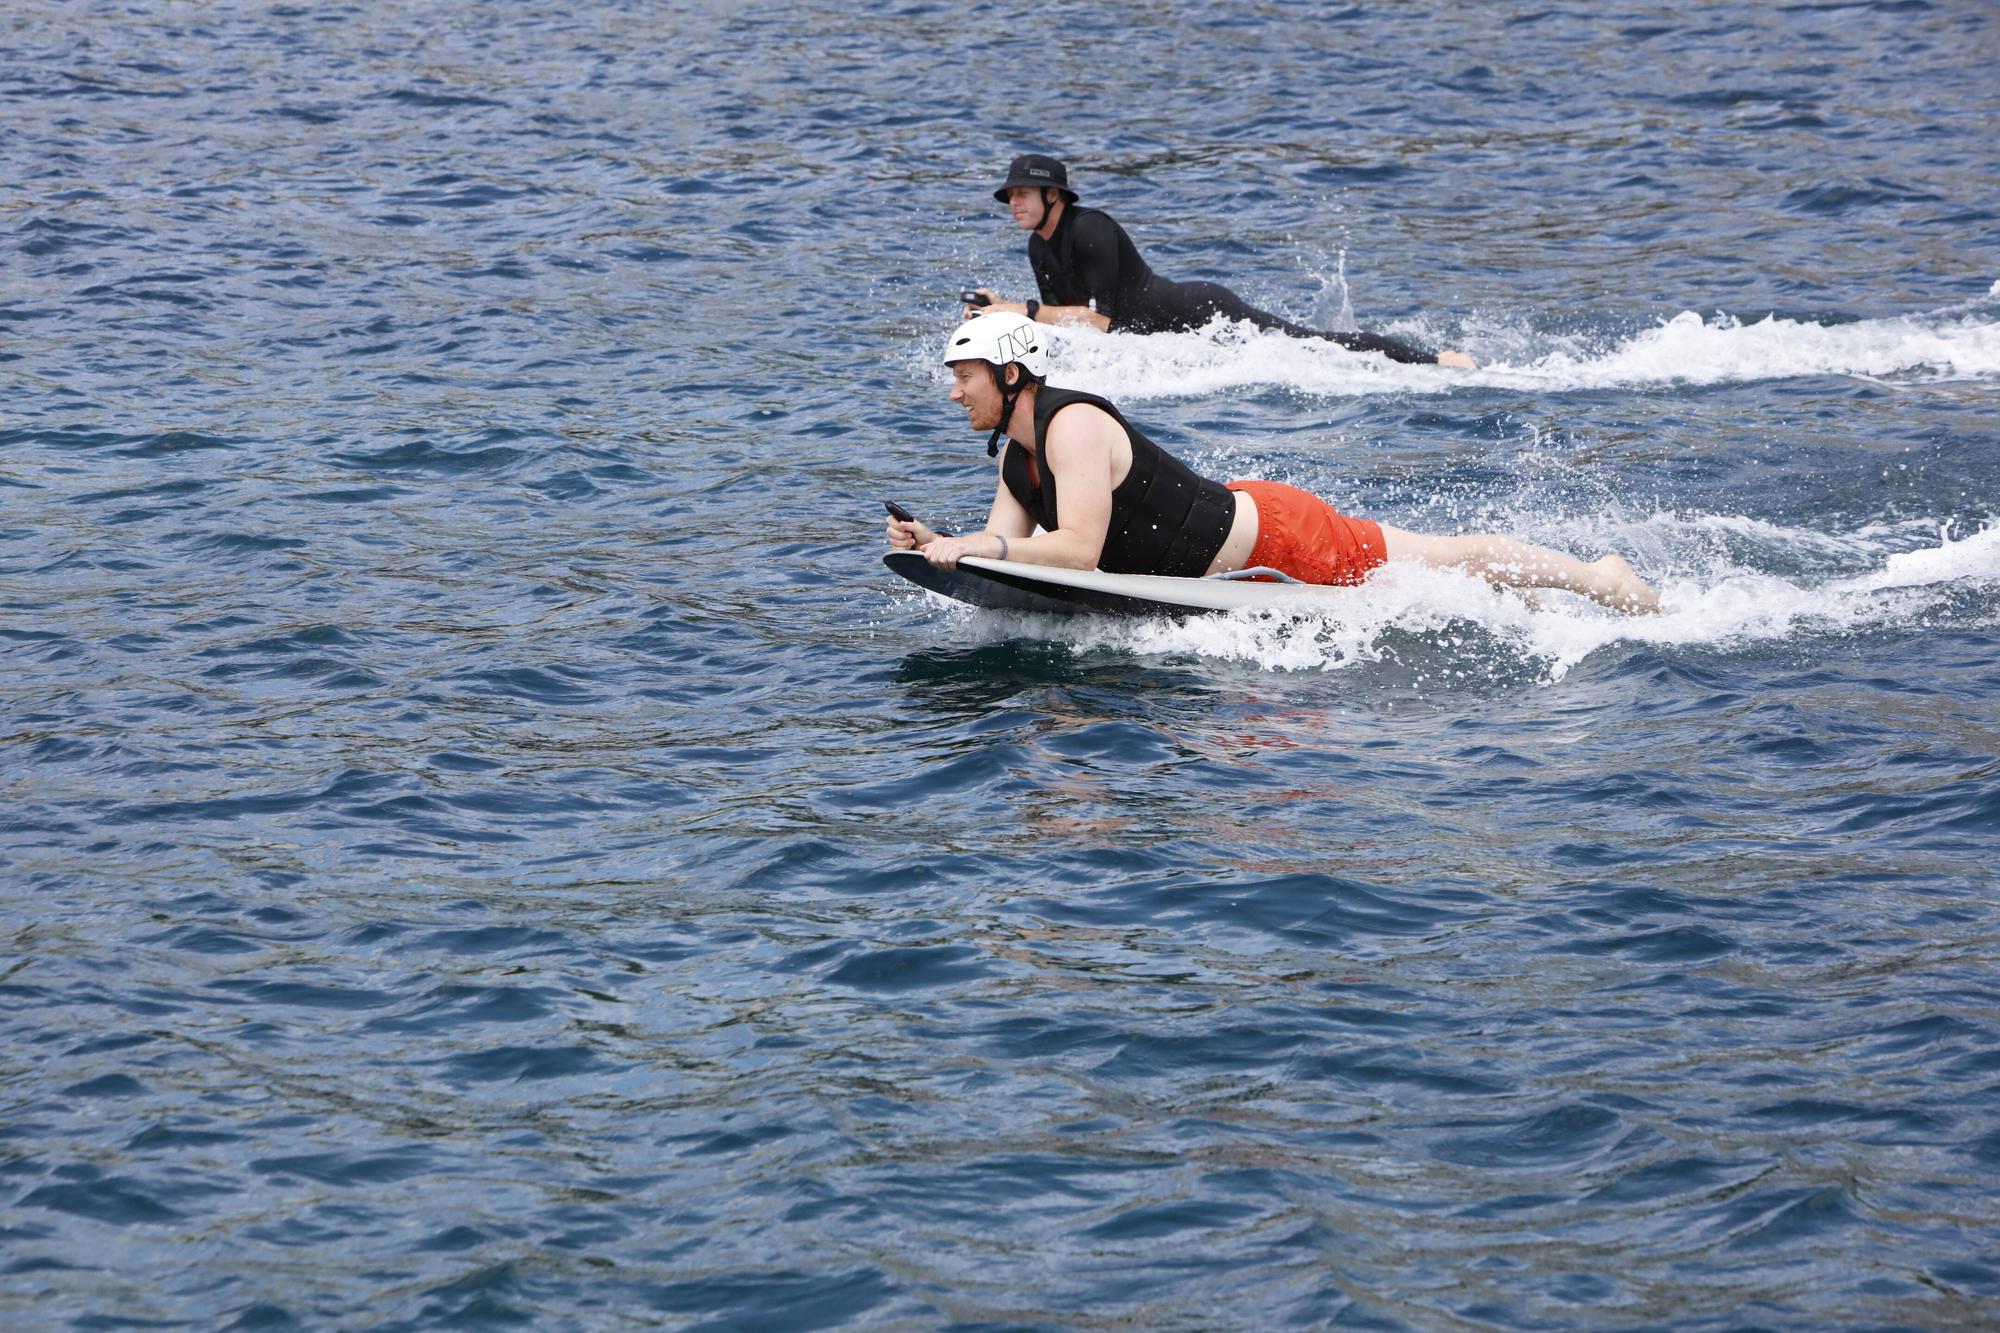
[
  {"left": 1436, "top": 349, "right": 1478, "bottom": 369},
  {"left": 1589, "top": 554, "right": 1660, "bottom": 615}
]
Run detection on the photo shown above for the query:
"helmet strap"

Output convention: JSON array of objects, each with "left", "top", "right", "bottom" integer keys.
[{"left": 986, "top": 364, "right": 1026, "bottom": 458}]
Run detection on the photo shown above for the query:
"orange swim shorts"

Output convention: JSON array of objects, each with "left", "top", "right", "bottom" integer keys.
[{"left": 1226, "top": 480, "right": 1387, "bottom": 586}]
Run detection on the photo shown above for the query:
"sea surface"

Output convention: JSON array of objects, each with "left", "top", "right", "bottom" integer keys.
[{"left": 4, "top": 1, "right": 1999, "bottom": 1328}]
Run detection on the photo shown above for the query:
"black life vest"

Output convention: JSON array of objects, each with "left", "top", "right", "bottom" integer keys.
[{"left": 1001, "top": 386, "right": 1235, "bottom": 578}]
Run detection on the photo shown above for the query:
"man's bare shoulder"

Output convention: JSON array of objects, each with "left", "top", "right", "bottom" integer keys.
[
  {"left": 1041, "top": 398, "right": 1123, "bottom": 460},
  {"left": 1043, "top": 396, "right": 1119, "bottom": 433}
]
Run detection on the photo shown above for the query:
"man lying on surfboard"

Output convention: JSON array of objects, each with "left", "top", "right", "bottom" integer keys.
[
  {"left": 886, "top": 312, "right": 1659, "bottom": 614},
  {"left": 967, "top": 153, "right": 1476, "bottom": 369}
]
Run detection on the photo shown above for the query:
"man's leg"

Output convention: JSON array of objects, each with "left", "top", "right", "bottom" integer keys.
[
  {"left": 1180, "top": 281, "right": 1438, "bottom": 364},
  {"left": 1379, "top": 525, "right": 1659, "bottom": 614}
]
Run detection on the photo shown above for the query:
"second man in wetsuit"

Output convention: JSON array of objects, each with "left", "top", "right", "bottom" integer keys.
[{"left": 969, "top": 154, "right": 1474, "bottom": 369}]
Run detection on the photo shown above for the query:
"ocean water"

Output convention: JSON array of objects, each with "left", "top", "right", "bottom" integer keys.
[{"left": 4, "top": 1, "right": 1999, "bottom": 1328}]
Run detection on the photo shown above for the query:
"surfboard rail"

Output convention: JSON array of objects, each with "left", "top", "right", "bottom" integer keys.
[{"left": 883, "top": 550, "right": 1349, "bottom": 617}]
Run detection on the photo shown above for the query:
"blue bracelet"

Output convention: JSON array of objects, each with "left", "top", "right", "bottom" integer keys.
[{"left": 994, "top": 534, "right": 1009, "bottom": 561}]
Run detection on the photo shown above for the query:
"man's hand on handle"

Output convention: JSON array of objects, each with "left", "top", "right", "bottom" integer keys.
[
  {"left": 886, "top": 515, "right": 937, "bottom": 550},
  {"left": 965, "top": 288, "right": 1030, "bottom": 321}
]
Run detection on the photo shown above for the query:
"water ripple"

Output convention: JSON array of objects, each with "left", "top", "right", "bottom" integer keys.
[{"left": 2, "top": 0, "right": 1997, "bottom": 1328}]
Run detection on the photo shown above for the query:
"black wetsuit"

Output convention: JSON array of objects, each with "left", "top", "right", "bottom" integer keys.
[{"left": 1027, "top": 205, "right": 1435, "bottom": 364}]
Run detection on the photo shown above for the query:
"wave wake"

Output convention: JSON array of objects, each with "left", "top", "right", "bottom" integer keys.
[
  {"left": 909, "top": 519, "right": 1999, "bottom": 681},
  {"left": 1041, "top": 282, "right": 2000, "bottom": 402}
]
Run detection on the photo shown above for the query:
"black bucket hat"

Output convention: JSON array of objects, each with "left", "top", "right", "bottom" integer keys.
[{"left": 992, "top": 154, "right": 1078, "bottom": 204}]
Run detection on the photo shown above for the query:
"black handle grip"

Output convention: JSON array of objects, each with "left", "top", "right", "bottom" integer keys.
[
  {"left": 959, "top": 290, "right": 992, "bottom": 308},
  {"left": 885, "top": 500, "right": 953, "bottom": 538}
]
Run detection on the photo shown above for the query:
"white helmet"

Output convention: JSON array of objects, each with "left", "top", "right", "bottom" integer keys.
[{"left": 943, "top": 311, "right": 1048, "bottom": 382}]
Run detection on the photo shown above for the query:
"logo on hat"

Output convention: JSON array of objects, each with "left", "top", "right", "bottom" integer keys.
[{"left": 1028, "top": 167, "right": 1050, "bottom": 178}]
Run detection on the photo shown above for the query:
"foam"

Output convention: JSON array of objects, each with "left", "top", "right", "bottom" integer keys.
[
  {"left": 898, "top": 519, "right": 1999, "bottom": 682},
  {"left": 1031, "top": 291, "right": 2000, "bottom": 402},
  {"left": 1854, "top": 521, "right": 2000, "bottom": 593}
]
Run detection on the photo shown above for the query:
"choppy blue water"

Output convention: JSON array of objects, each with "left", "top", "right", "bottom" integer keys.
[{"left": 4, "top": 1, "right": 1999, "bottom": 1327}]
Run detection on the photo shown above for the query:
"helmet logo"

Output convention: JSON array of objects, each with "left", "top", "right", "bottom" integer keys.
[{"left": 996, "top": 325, "right": 1038, "bottom": 363}]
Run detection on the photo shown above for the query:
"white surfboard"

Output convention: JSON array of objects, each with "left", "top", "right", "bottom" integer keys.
[{"left": 884, "top": 550, "right": 1351, "bottom": 617}]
